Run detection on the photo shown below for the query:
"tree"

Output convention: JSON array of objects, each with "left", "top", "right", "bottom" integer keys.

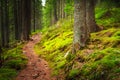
[
  {"left": 0, "top": 0, "right": 43, "bottom": 68},
  {"left": 0, "top": 0, "right": 9, "bottom": 47},
  {"left": 14, "top": 0, "right": 21, "bottom": 40},
  {"left": 21, "top": 0, "right": 31, "bottom": 41},
  {"left": 0, "top": 46, "right": 2, "bottom": 67},
  {"left": 86, "top": 0, "right": 97, "bottom": 32},
  {"left": 5, "top": 0, "right": 9, "bottom": 47},
  {"left": 73, "top": 0, "right": 88, "bottom": 53},
  {"left": 35, "top": 0, "right": 42, "bottom": 30},
  {"left": 53, "top": 0, "right": 58, "bottom": 24},
  {"left": 73, "top": 0, "right": 99, "bottom": 53},
  {"left": 43, "top": 0, "right": 67, "bottom": 27},
  {"left": 1, "top": 0, "right": 5, "bottom": 47}
]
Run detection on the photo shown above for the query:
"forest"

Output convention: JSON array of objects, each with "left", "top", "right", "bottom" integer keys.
[{"left": 0, "top": 0, "right": 120, "bottom": 80}]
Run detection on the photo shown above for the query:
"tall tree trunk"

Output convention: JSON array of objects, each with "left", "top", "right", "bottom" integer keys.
[
  {"left": 73, "top": 0, "right": 88, "bottom": 53},
  {"left": 4, "top": 0, "right": 9, "bottom": 47},
  {"left": 57, "top": 0, "right": 60, "bottom": 20},
  {"left": 60, "top": 0, "right": 62, "bottom": 19},
  {"left": 18, "top": 0, "right": 22, "bottom": 40},
  {"left": 53, "top": 0, "right": 58, "bottom": 24},
  {"left": 0, "top": 46, "right": 2, "bottom": 67},
  {"left": 86, "top": 0, "right": 97, "bottom": 32},
  {"left": 33, "top": 0, "right": 36, "bottom": 32},
  {"left": 62, "top": 0, "right": 65, "bottom": 18},
  {"left": 0, "top": 1, "right": 2, "bottom": 67},
  {"left": 14, "top": 0, "right": 19, "bottom": 40},
  {"left": 21, "top": 0, "right": 31, "bottom": 41},
  {"left": 63, "top": 0, "right": 66, "bottom": 18},
  {"left": 1, "top": 0, "right": 5, "bottom": 47}
]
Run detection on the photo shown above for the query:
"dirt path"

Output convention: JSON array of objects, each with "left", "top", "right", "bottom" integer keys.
[{"left": 16, "top": 34, "right": 56, "bottom": 80}]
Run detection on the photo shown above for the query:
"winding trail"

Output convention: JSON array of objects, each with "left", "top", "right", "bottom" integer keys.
[{"left": 16, "top": 34, "right": 56, "bottom": 80}]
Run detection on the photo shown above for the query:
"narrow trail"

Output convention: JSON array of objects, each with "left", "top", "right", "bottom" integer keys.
[{"left": 16, "top": 34, "right": 56, "bottom": 80}]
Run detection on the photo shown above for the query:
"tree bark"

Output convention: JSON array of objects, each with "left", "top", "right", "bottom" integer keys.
[
  {"left": 86, "top": 0, "right": 97, "bottom": 32},
  {"left": 57, "top": 0, "right": 60, "bottom": 20},
  {"left": 53, "top": 0, "right": 58, "bottom": 24},
  {"left": 73, "top": 0, "right": 88, "bottom": 53},
  {"left": 0, "top": 46, "right": 2, "bottom": 67},
  {"left": 33, "top": 0, "right": 36, "bottom": 32},
  {"left": 4, "top": 0, "right": 9, "bottom": 47},
  {"left": 21, "top": 0, "right": 31, "bottom": 41},
  {"left": 1, "top": 0, "right": 5, "bottom": 47},
  {"left": 14, "top": 0, "right": 20, "bottom": 40}
]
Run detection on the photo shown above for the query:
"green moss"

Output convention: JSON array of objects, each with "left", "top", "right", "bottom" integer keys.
[
  {"left": 55, "top": 60, "right": 66, "bottom": 69},
  {"left": 95, "top": 8, "right": 108, "bottom": 19},
  {"left": 90, "top": 28, "right": 120, "bottom": 48},
  {"left": 3, "top": 59, "right": 27, "bottom": 70},
  {"left": 95, "top": 8, "right": 120, "bottom": 28},
  {"left": 74, "top": 48, "right": 120, "bottom": 80},
  {"left": 66, "top": 53, "right": 76, "bottom": 62},
  {"left": 68, "top": 69, "right": 79, "bottom": 79},
  {"left": 1, "top": 44, "right": 28, "bottom": 80},
  {"left": 35, "top": 7, "right": 120, "bottom": 80},
  {"left": 35, "top": 18, "right": 73, "bottom": 77},
  {"left": 0, "top": 68, "right": 17, "bottom": 80}
]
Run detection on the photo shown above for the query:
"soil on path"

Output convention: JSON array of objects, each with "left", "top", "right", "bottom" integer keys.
[{"left": 16, "top": 34, "right": 56, "bottom": 80}]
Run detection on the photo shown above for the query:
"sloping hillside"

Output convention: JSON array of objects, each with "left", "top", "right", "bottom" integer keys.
[{"left": 35, "top": 8, "right": 120, "bottom": 80}]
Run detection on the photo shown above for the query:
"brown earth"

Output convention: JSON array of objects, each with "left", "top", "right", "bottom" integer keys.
[{"left": 16, "top": 34, "right": 56, "bottom": 80}]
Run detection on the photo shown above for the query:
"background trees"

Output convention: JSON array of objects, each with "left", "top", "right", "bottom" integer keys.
[
  {"left": 43, "top": 0, "right": 74, "bottom": 27},
  {"left": 0, "top": 0, "right": 120, "bottom": 79},
  {"left": 0, "top": 0, "right": 9, "bottom": 47},
  {"left": 0, "top": 0, "right": 42, "bottom": 66},
  {"left": 32, "top": 0, "right": 42, "bottom": 32},
  {"left": 0, "top": 0, "right": 42, "bottom": 47}
]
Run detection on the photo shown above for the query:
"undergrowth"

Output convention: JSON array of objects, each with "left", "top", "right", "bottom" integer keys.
[
  {"left": 35, "top": 7, "right": 120, "bottom": 80},
  {"left": 95, "top": 8, "right": 120, "bottom": 28},
  {"left": 0, "top": 44, "right": 27, "bottom": 80},
  {"left": 35, "top": 18, "right": 73, "bottom": 78}
]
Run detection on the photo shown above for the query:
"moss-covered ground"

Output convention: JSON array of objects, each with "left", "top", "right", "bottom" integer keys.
[
  {"left": 95, "top": 8, "right": 120, "bottom": 29},
  {"left": 0, "top": 44, "right": 27, "bottom": 80},
  {"left": 35, "top": 7, "right": 120, "bottom": 80}
]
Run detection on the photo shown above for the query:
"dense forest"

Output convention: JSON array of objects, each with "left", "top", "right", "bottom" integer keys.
[{"left": 0, "top": 0, "right": 120, "bottom": 80}]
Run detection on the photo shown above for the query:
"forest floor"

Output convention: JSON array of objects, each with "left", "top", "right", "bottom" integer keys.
[{"left": 16, "top": 34, "right": 56, "bottom": 80}]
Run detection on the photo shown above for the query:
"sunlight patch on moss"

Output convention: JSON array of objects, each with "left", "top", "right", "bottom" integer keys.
[{"left": 35, "top": 18, "right": 73, "bottom": 77}]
